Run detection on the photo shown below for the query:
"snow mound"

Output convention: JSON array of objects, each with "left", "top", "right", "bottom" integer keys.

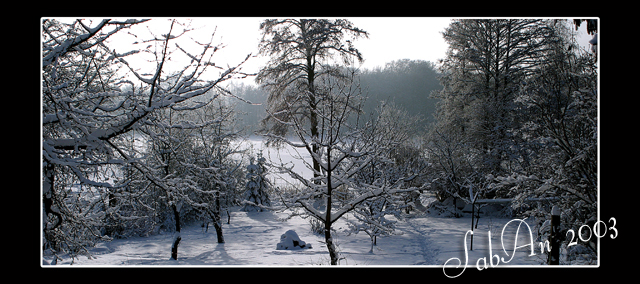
[{"left": 276, "top": 230, "right": 312, "bottom": 250}]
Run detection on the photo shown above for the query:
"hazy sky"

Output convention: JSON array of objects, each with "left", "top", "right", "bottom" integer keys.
[
  {"left": 349, "top": 17, "right": 452, "bottom": 68},
  {"left": 206, "top": 17, "right": 454, "bottom": 75},
  {"left": 95, "top": 17, "right": 595, "bottom": 85},
  {"left": 101, "top": 17, "right": 452, "bottom": 84}
]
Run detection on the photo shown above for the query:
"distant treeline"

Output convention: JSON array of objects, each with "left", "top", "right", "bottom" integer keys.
[{"left": 227, "top": 59, "right": 441, "bottom": 135}]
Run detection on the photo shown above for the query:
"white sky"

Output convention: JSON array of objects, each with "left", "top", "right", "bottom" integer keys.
[
  {"left": 97, "top": 17, "right": 453, "bottom": 85},
  {"left": 180, "top": 17, "right": 454, "bottom": 68},
  {"left": 63, "top": 17, "right": 595, "bottom": 86},
  {"left": 350, "top": 17, "right": 452, "bottom": 68}
]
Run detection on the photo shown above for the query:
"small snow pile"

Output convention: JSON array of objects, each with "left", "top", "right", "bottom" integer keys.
[{"left": 276, "top": 230, "right": 312, "bottom": 250}]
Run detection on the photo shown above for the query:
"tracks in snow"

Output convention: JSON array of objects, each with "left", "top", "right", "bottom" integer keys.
[{"left": 400, "top": 216, "right": 440, "bottom": 265}]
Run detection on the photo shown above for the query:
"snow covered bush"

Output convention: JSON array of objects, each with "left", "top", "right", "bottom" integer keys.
[
  {"left": 346, "top": 197, "right": 402, "bottom": 253},
  {"left": 309, "top": 217, "right": 325, "bottom": 235}
]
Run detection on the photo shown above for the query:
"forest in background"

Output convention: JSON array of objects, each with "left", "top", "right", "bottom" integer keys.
[{"left": 228, "top": 58, "right": 441, "bottom": 136}]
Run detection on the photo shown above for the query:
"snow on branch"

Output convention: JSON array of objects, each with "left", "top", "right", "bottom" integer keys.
[
  {"left": 42, "top": 19, "right": 149, "bottom": 68},
  {"left": 330, "top": 181, "right": 420, "bottom": 224}
]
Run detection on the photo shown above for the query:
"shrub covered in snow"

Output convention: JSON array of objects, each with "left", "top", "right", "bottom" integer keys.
[{"left": 276, "top": 230, "right": 312, "bottom": 250}]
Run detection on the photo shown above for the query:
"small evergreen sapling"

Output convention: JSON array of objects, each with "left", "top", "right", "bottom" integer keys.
[{"left": 242, "top": 151, "right": 271, "bottom": 212}]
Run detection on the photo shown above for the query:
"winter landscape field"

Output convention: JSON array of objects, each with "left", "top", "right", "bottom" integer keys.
[
  {"left": 42, "top": 18, "right": 600, "bottom": 272},
  {"left": 42, "top": 140, "right": 589, "bottom": 268},
  {"left": 42, "top": 204, "right": 548, "bottom": 267},
  {"left": 42, "top": 134, "right": 600, "bottom": 269}
]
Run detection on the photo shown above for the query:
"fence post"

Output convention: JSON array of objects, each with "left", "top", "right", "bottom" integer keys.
[
  {"left": 548, "top": 205, "right": 560, "bottom": 265},
  {"left": 470, "top": 201, "right": 474, "bottom": 250}
]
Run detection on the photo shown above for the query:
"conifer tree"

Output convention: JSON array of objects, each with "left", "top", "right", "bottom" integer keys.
[{"left": 242, "top": 151, "right": 271, "bottom": 211}]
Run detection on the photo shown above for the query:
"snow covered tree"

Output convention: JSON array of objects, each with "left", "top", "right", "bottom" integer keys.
[
  {"left": 42, "top": 18, "right": 151, "bottom": 260},
  {"left": 345, "top": 102, "right": 427, "bottom": 249},
  {"left": 435, "top": 19, "right": 555, "bottom": 175},
  {"left": 426, "top": 19, "right": 561, "bottom": 208},
  {"left": 256, "top": 19, "right": 368, "bottom": 185},
  {"left": 42, "top": 18, "right": 251, "bottom": 262},
  {"left": 242, "top": 151, "right": 271, "bottom": 211},
  {"left": 424, "top": 121, "right": 481, "bottom": 213},
  {"left": 427, "top": 19, "right": 598, "bottom": 261},
  {"left": 498, "top": 20, "right": 598, "bottom": 240},
  {"left": 267, "top": 68, "right": 422, "bottom": 265},
  {"left": 363, "top": 101, "right": 428, "bottom": 210},
  {"left": 184, "top": 97, "right": 246, "bottom": 243},
  {"left": 347, "top": 197, "right": 403, "bottom": 253}
]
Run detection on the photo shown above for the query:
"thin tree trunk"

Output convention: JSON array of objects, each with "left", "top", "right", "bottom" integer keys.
[
  {"left": 212, "top": 191, "right": 224, "bottom": 243},
  {"left": 43, "top": 161, "right": 61, "bottom": 251},
  {"left": 470, "top": 202, "right": 475, "bottom": 251},
  {"left": 548, "top": 206, "right": 560, "bottom": 265},
  {"left": 304, "top": 28, "right": 322, "bottom": 187},
  {"left": 210, "top": 211, "right": 224, "bottom": 243},
  {"left": 325, "top": 223, "right": 339, "bottom": 265},
  {"left": 324, "top": 148, "right": 339, "bottom": 265},
  {"left": 308, "top": 86, "right": 322, "bottom": 187},
  {"left": 170, "top": 204, "right": 181, "bottom": 260},
  {"left": 369, "top": 236, "right": 375, "bottom": 253}
]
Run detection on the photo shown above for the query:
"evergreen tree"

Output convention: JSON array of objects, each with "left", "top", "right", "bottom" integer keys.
[{"left": 242, "top": 151, "right": 271, "bottom": 211}]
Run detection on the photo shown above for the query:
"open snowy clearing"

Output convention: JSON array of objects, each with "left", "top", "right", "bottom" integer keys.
[{"left": 43, "top": 208, "right": 550, "bottom": 267}]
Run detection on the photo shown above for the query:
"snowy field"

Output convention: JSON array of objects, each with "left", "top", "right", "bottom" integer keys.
[
  {"left": 43, "top": 207, "right": 549, "bottom": 267},
  {"left": 42, "top": 138, "right": 580, "bottom": 268}
]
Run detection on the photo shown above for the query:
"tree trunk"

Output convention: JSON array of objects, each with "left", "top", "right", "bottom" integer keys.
[
  {"left": 212, "top": 191, "right": 224, "bottom": 243},
  {"left": 210, "top": 211, "right": 224, "bottom": 243},
  {"left": 369, "top": 236, "right": 376, "bottom": 253},
  {"left": 470, "top": 202, "right": 475, "bottom": 251},
  {"left": 310, "top": 111, "right": 321, "bottom": 184},
  {"left": 325, "top": 222, "right": 339, "bottom": 265},
  {"left": 304, "top": 31, "right": 322, "bottom": 187},
  {"left": 105, "top": 186, "right": 118, "bottom": 237},
  {"left": 43, "top": 161, "right": 61, "bottom": 251},
  {"left": 308, "top": 91, "right": 322, "bottom": 188},
  {"left": 170, "top": 204, "right": 181, "bottom": 260},
  {"left": 324, "top": 152, "right": 339, "bottom": 265},
  {"left": 43, "top": 162, "right": 57, "bottom": 226}
]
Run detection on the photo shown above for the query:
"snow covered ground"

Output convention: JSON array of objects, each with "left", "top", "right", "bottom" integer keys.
[
  {"left": 43, "top": 138, "right": 579, "bottom": 268},
  {"left": 43, "top": 207, "right": 551, "bottom": 267}
]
